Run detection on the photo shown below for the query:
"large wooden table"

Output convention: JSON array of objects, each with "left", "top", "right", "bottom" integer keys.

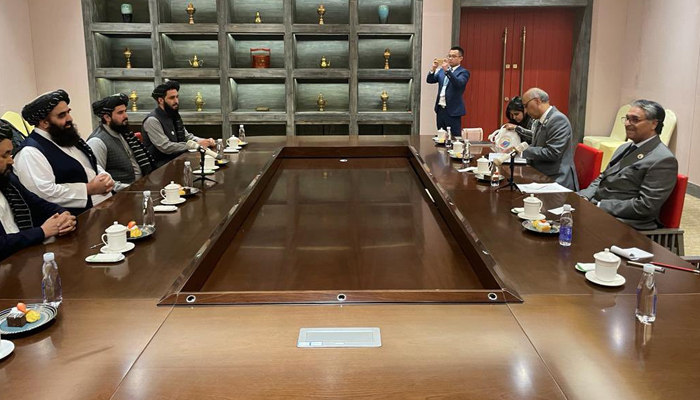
[{"left": 2, "top": 136, "right": 699, "bottom": 399}]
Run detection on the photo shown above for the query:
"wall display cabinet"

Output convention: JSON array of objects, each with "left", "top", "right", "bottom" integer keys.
[{"left": 82, "top": 0, "right": 422, "bottom": 137}]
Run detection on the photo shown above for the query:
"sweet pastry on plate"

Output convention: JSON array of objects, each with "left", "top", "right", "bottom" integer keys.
[
  {"left": 7, "top": 307, "right": 27, "bottom": 327},
  {"left": 532, "top": 219, "right": 551, "bottom": 233},
  {"left": 126, "top": 221, "right": 142, "bottom": 238}
]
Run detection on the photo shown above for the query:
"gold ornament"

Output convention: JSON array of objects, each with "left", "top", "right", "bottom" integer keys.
[
  {"left": 319, "top": 56, "right": 331, "bottom": 68},
  {"left": 317, "top": 93, "right": 327, "bottom": 111},
  {"left": 255, "top": 11, "right": 262, "bottom": 23},
  {"left": 124, "top": 47, "right": 132, "bottom": 69},
  {"left": 383, "top": 48, "right": 391, "bottom": 70},
  {"left": 194, "top": 92, "right": 205, "bottom": 111},
  {"left": 380, "top": 91, "right": 389, "bottom": 111},
  {"left": 188, "top": 55, "right": 204, "bottom": 68},
  {"left": 186, "top": 3, "right": 196, "bottom": 24},
  {"left": 317, "top": 4, "right": 326, "bottom": 25},
  {"left": 129, "top": 90, "right": 139, "bottom": 111}
]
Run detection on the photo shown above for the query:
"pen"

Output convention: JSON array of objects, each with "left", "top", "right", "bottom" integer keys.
[{"left": 650, "top": 261, "right": 700, "bottom": 275}]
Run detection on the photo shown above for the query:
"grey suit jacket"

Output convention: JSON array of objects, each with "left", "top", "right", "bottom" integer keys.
[
  {"left": 518, "top": 107, "right": 578, "bottom": 190},
  {"left": 578, "top": 136, "right": 678, "bottom": 230}
]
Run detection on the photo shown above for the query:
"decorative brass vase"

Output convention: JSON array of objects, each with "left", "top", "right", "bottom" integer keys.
[
  {"left": 194, "top": 92, "right": 205, "bottom": 111},
  {"left": 188, "top": 55, "right": 204, "bottom": 68},
  {"left": 124, "top": 47, "right": 132, "bottom": 68},
  {"left": 186, "top": 3, "right": 196, "bottom": 24},
  {"left": 255, "top": 11, "right": 262, "bottom": 23},
  {"left": 383, "top": 48, "right": 391, "bottom": 70},
  {"left": 317, "top": 93, "right": 327, "bottom": 111},
  {"left": 319, "top": 56, "right": 331, "bottom": 68},
  {"left": 317, "top": 4, "right": 326, "bottom": 25},
  {"left": 380, "top": 91, "right": 389, "bottom": 111},
  {"left": 129, "top": 90, "right": 139, "bottom": 111}
]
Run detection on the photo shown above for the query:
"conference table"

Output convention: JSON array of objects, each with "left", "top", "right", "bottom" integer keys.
[{"left": 1, "top": 136, "right": 699, "bottom": 399}]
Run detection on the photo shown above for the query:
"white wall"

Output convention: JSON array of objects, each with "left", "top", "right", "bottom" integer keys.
[
  {"left": 0, "top": 0, "right": 38, "bottom": 118},
  {"left": 419, "top": 0, "right": 453, "bottom": 135}
]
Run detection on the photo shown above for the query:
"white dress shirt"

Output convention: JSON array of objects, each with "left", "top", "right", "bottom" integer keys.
[
  {"left": 14, "top": 128, "right": 112, "bottom": 208},
  {"left": 438, "top": 67, "right": 458, "bottom": 108},
  {"left": 0, "top": 192, "right": 19, "bottom": 234}
]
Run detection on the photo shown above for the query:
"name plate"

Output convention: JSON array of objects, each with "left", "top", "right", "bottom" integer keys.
[{"left": 297, "top": 327, "right": 381, "bottom": 348}]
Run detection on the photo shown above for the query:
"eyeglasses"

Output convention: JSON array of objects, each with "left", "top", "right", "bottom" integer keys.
[
  {"left": 523, "top": 98, "right": 537, "bottom": 108},
  {"left": 621, "top": 116, "right": 650, "bottom": 124},
  {"left": 447, "top": 54, "right": 461, "bottom": 59}
]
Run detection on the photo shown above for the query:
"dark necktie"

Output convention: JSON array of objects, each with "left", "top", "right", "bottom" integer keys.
[
  {"left": 0, "top": 182, "right": 33, "bottom": 231},
  {"left": 611, "top": 144, "right": 637, "bottom": 166},
  {"left": 122, "top": 131, "right": 154, "bottom": 175}
]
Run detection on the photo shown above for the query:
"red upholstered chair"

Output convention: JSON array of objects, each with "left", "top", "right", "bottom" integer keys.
[
  {"left": 134, "top": 131, "right": 143, "bottom": 142},
  {"left": 574, "top": 143, "right": 603, "bottom": 190},
  {"left": 642, "top": 174, "right": 688, "bottom": 256}
]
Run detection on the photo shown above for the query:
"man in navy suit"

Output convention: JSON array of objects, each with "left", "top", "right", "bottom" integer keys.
[
  {"left": 0, "top": 123, "right": 76, "bottom": 261},
  {"left": 426, "top": 46, "right": 471, "bottom": 136}
]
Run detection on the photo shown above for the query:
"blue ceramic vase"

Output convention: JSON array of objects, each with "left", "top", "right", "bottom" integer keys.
[{"left": 378, "top": 5, "right": 389, "bottom": 24}]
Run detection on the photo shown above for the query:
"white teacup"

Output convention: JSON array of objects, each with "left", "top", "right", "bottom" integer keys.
[
  {"left": 523, "top": 194, "right": 543, "bottom": 219},
  {"left": 476, "top": 157, "right": 492, "bottom": 174},
  {"left": 204, "top": 155, "right": 216, "bottom": 170},
  {"left": 453, "top": 141, "right": 464, "bottom": 154},
  {"left": 102, "top": 221, "right": 128, "bottom": 251},
  {"left": 594, "top": 248, "right": 621, "bottom": 281},
  {"left": 227, "top": 136, "right": 240, "bottom": 148},
  {"left": 160, "top": 181, "right": 181, "bottom": 203}
]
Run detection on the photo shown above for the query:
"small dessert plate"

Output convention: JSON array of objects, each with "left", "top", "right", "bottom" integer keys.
[
  {"left": 127, "top": 225, "right": 155, "bottom": 241},
  {"left": 154, "top": 205, "right": 177, "bottom": 212},
  {"left": 518, "top": 212, "right": 546, "bottom": 221},
  {"left": 522, "top": 220, "right": 560, "bottom": 235},
  {"left": 192, "top": 169, "right": 215, "bottom": 175},
  {"left": 0, "top": 339, "right": 15, "bottom": 360},
  {"left": 238, "top": 142, "right": 248, "bottom": 146},
  {"left": 161, "top": 198, "right": 186, "bottom": 205},
  {"left": 585, "top": 271, "right": 626, "bottom": 287},
  {"left": 180, "top": 187, "right": 201, "bottom": 197},
  {"left": 85, "top": 253, "right": 125, "bottom": 263},
  {"left": 0, "top": 304, "right": 58, "bottom": 335},
  {"left": 100, "top": 241, "right": 135, "bottom": 254},
  {"left": 476, "top": 173, "right": 505, "bottom": 182},
  {"left": 216, "top": 159, "right": 230, "bottom": 166}
]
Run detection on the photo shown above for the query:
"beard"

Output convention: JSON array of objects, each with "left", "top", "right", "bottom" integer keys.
[
  {"left": 0, "top": 165, "right": 11, "bottom": 186},
  {"left": 164, "top": 101, "right": 180, "bottom": 119},
  {"left": 109, "top": 120, "right": 130, "bottom": 134},
  {"left": 48, "top": 121, "right": 82, "bottom": 147}
]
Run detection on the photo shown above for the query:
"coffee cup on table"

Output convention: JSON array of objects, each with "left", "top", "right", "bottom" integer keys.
[
  {"left": 523, "top": 194, "right": 543, "bottom": 219},
  {"left": 593, "top": 248, "right": 622, "bottom": 281},
  {"left": 452, "top": 141, "right": 464, "bottom": 155},
  {"left": 101, "top": 221, "right": 128, "bottom": 251},
  {"left": 160, "top": 181, "right": 181, "bottom": 203},
  {"left": 227, "top": 136, "right": 240, "bottom": 148},
  {"left": 204, "top": 155, "right": 216, "bottom": 170},
  {"left": 476, "top": 157, "right": 492, "bottom": 174}
]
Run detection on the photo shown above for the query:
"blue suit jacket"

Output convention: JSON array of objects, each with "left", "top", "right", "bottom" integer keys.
[
  {"left": 426, "top": 66, "right": 471, "bottom": 117},
  {"left": 0, "top": 173, "right": 66, "bottom": 261}
]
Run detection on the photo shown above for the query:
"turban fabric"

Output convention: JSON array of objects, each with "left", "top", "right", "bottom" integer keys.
[
  {"left": 151, "top": 80, "right": 180, "bottom": 100},
  {"left": 21, "top": 89, "right": 70, "bottom": 125},
  {"left": 0, "top": 122, "right": 12, "bottom": 141},
  {"left": 92, "top": 93, "right": 129, "bottom": 118}
]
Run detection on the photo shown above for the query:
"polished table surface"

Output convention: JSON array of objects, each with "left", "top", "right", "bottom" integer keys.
[{"left": 1, "top": 136, "right": 699, "bottom": 399}]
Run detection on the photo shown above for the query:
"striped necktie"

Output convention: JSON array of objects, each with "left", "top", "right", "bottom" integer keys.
[
  {"left": 122, "top": 131, "right": 154, "bottom": 175},
  {"left": 0, "top": 182, "right": 33, "bottom": 231}
]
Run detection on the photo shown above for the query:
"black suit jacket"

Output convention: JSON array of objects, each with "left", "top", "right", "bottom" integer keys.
[{"left": 0, "top": 173, "right": 66, "bottom": 261}]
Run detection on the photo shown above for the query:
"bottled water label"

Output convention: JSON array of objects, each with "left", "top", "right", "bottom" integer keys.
[{"left": 559, "top": 225, "right": 572, "bottom": 243}]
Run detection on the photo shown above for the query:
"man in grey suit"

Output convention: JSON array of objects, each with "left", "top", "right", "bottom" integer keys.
[
  {"left": 506, "top": 88, "right": 578, "bottom": 190},
  {"left": 579, "top": 100, "right": 678, "bottom": 230}
]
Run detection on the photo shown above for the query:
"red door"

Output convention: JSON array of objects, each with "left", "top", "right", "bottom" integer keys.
[{"left": 460, "top": 8, "right": 575, "bottom": 137}]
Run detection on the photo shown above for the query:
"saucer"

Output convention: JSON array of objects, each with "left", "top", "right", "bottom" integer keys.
[
  {"left": 0, "top": 339, "right": 15, "bottom": 360},
  {"left": 511, "top": 207, "right": 524, "bottom": 214},
  {"left": 518, "top": 212, "right": 546, "bottom": 221},
  {"left": 100, "top": 241, "right": 135, "bottom": 254},
  {"left": 161, "top": 198, "right": 186, "bottom": 205},
  {"left": 585, "top": 271, "right": 626, "bottom": 287}
]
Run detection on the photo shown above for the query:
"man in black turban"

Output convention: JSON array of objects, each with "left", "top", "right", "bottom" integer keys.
[
  {"left": 0, "top": 122, "right": 77, "bottom": 260},
  {"left": 13, "top": 89, "right": 114, "bottom": 215},
  {"left": 141, "top": 80, "right": 215, "bottom": 168},
  {"left": 87, "top": 93, "right": 154, "bottom": 190}
]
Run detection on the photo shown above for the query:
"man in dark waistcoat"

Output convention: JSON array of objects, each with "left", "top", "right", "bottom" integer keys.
[
  {"left": 14, "top": 89, "right": 114, "bottom": 216},
  {"left": 87, "top": 93, "right": 154, "bottom": 191},
  {"left": 0, "top": 122, "right": 77, "bottom": 260},
  {"left": 141, "top": 80, "right": 215, "bottom": 168}
]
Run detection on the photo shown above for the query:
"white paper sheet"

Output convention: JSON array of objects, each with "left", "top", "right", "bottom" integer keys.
[
  {"left": 518, "top": 183, "right": 573, "bottom": 194},
  {"left": 610, "top": 245, "right": 654, "bottom": 261},
  {"left": 488, "top": 153, "right": 527, "bottom": 164},
  {"left": 548, "top": 206, "right": 576, "bottom": 215}
]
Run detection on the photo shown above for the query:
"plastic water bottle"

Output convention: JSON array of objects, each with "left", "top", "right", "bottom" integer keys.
[
  {"left": 445, "top": 127, "right": 453, "bottom": 149},
  {"left": 490, "top": 168, "right": 500, "bottom": 187},
  {"left": 558, "top": 204, "right": 573, "bottom": 246},
  {"left": 183, "top": 161, "right": 193, "bottom": 188},
  {"left": 41, "top": 252, "right": 62, "bottom": 307},
  {"left": 462, "top": 140, "right": 471, "bottom": 167},
  {"left": 636, "top": 264, "right": 657, "bottom": 324},
  {"left": 238, "top": 124, "right": 246, "bottom": 142},
  {"left": 216, "top": 139, "right": 225, "bottom": 157},
  {"left": 142, "top": 190, "right": 155, "bottom": 228}
]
